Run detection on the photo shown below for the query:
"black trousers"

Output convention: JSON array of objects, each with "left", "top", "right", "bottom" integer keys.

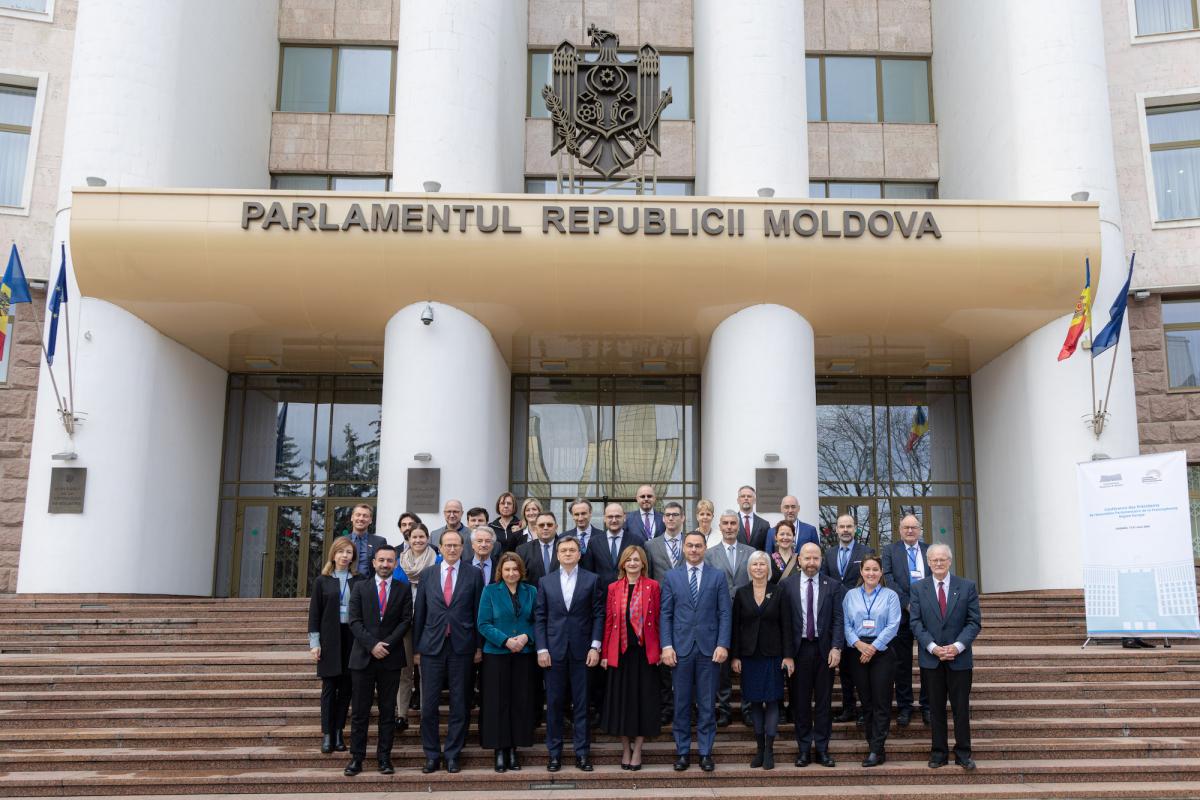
[
  {"left": 419, "top": 649, "right": 473, "bottom": 761},
  {"left": 848, "top": 643, "right": 895, "bottom": 755},
  {"left": 658, "top": 663, "right": 674, "bottom": 720},
  {"left": 545, "top": 654, "right": 591, "bottom": 759},
  {"left": 923, "top": 663, "right": 973, "bottom": 762},
  {"left": 839, "top": 662, "right": 858, "bottom": 711},
  {"left": 319, "top": 623, "right": 353, "bottom": 734},
  {"left": 348, "top": 661, "right": 402, "bottom": 759},
  {"left": 892, "top": 608, "right": 928, "bottom": 710},
  {"left": 791, "top": 639, "right": 834, "bottom": 753}
]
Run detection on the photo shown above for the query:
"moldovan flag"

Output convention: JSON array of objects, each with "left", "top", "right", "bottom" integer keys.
[
  {"left": 904, "top": 406, "right": 928, "bottom": 452},
  {"left": 1057, "top": 258, "right": 1092, "bottom": 361},
  {"left": 0, "top": 244, "right": 33, "bottom": 354}
]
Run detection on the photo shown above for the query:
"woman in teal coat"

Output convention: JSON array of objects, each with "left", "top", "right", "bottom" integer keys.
[{"left": 477, "top": 551, "right": 538, "bottom": 772}]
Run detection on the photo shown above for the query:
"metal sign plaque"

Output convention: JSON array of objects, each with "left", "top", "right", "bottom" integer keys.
[
  {"left": 542, "top": 25, "right": 673, "bottom": 179},
  {"left": 48, "top": 467, "right": 87, "bottom": 514},
  {"left": 755, "top": 468, "right": 788, "bottom": 509},
  {"left": 406, "top": 468, "right": 441, "bottom": 514}
]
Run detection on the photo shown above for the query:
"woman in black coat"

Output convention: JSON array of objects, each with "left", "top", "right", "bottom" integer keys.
[
  {"left": 731, "top": 551, "right": 795, "bottom": 770},
  {"left": 307, "top": 535, "right": 364, "bottom": 753}
]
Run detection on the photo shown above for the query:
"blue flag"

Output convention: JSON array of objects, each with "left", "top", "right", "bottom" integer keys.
[
  {"left": 1091, "top": 253, "right": 1136, "bottom": 358},
  {"left": 47, "top": 243, "right": 68, "bottom": 366}
]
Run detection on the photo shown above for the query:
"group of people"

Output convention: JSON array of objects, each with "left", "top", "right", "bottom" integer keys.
[{"left": 306, "top": 485, "right": 982, "bottom": 777}]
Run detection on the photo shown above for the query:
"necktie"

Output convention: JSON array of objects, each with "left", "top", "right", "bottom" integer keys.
[
  {"left": 743, "top": 515, "right": 751, "bottom": 543},
  {"left": 667, "top": 537, "right": 679, "bottom": 567},
  {"left": 839, "top": 547, "right": 849, "bottom": 576},
  {"left": 442, "top": 565, "right": 454, "bottom": 636},
  {"left": 578, "top": 531, "right": 588, "bottom": 551},
  {"left": 377, "top": 579, "right": 388, "bottom": 619},
  {"left": 908, "top": 546, "right": 918, "bottom": 572},
  {"left": 475, "top": 560, "right": 485, "bottom": 574},
  {"left": 727, "top": 544, "right": 736, "bottom": 571},
  {"left": 938, "top": 580, "right": 947, "bottom": 617},
  {"left": 644, "top": 512, "right": 652, "bottom": 537},
  {"left": 542, "top": 542, "right": 551, "bottom": 573},
  {"left": 610, "top": 535, "right": 620, "bottom": 564},
  {"left": 806, "top": 577, "right": 815, "bottom": 640},
  {"left": 689, "top": 566, "right": 699, "bottom": 603}
]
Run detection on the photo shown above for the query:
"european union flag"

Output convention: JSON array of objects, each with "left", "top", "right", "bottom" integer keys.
[
  {"left": 47, "top": 243, "right": 68, "bottom": 366},
  {"left": 1091, "top": 253, "right": 1136, "bottom": 358}
]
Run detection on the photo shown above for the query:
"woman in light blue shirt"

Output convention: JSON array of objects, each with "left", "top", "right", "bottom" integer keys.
[{"left": 841, "top": 554, "right": 901, "bottom": 768}]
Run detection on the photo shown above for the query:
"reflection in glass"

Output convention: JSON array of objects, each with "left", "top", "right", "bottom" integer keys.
[
  {"left": 660, "top": 54, "right": 691, "bottom": 120},
  {"left": 881, "top": 59, "right": 930, "bottom": 123},
  {"left": 272, "top": 174, "right": 329, "bottom": 190},
  {"left": 824, "top": 57, "right": 877, "bottom": 123},
  {"left": 238, "top": 505, "right": 270, "bottom": 598},
  {"left": 883, "top": 183, "right": 937, "bottom": 200},
  {"left": 335, "top": 48, "right": 393, "bottom": 114},
  {"left": 280, "top": 47, "right": 332, "bottom": 112},
  {"left": 806, "top": 57, "right": 821, "bottom": 121},
  {"left": 272, "top": 505, "right": 305, "bottom": 598},
  {"left": 828, "top": 182, "right": 883, "bottom": 200},
  {"left": 528, "top": 51, "right": 553, "bottom": 117}
]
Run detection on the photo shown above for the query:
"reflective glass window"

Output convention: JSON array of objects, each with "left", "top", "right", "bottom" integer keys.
[
  {"left": 331, "top": 176, "right": 389, "bottom": 191},
  {"left": 823, "top": 57, "right": 878, "bottom": 123},
  {"left": 1148, "top": 104, "right": 1200, "bottom": 221},
  {"left": 828, "top": 182, "right": 882, "bottom": 199},
  {"left": 881, "top": 59, "right": 931, "bottom": 123},
  {"left": 1135, "top": 0, "right": 1198, "bottom": 34},
  {"left": 0, "top": 0, "right": 48, "bottom": 11},
  {"left": 272, "top": 174, "right": 330, "bottom": 190},
  {"left": 883, "top": 182, "right": 937, "bottom": 199},
  {"left": 0, "top": 84, "right": 35, "bottom": 207},
  {"left": 279, "top": 47, "right": 333, "bottom": 112},
  {"left": 335, "top": 47, "right": 393, "bottom": 114},
  {"left": 660, "top": 54, "right": 691, "bottom": 120},
  {"left": 806, "top": 57, "right": 821, "bottom": 121}
]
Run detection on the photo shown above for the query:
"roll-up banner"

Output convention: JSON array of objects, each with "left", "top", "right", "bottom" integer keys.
[{"left": 1077, "top": 451, "right": 1200, "bottom": 639}]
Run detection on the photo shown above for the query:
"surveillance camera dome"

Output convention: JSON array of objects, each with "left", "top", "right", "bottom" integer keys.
[{"left": 420, "top": 304, "right": 434, "bottom": 326}]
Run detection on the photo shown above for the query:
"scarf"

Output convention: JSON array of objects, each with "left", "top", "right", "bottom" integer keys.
[
  {"left": 399, "top": 545, "right": 437, "bottom": 584},
  {"left": 619, "top": 577, "right": 650, "bottom": 654}
]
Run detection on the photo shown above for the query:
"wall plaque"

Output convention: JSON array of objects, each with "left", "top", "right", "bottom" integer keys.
[
  {"left": 755, "top": 468, "right": 788, "bottom": 509},
  {"left": 406, "top": 468, "right": 440, "bottom": 514},
  {"left": 48, "top": 467, "right": 87, "bottom": 514}
]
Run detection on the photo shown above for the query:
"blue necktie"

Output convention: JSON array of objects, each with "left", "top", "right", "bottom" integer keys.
[
  {"left": 667, "top": 537, "right": 679, "bottom": 566},
  {"left": 542, "top": 543, "right": 551, "bottom": 573},
  {"left": 839, "top": 547, "right": 849, "bottom": 576},
  {"left": 908, "top": 546, "right": 918, "bottom": 572},
  {"left": 610, "top": 535, "right": 620, "bottom": 563},
  {"left": 689, "top": 566, "right": 699, "bottom": 603}
]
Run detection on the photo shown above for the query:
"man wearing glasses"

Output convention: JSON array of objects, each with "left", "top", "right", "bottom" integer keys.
[{"left": 881, "top": 514, "right": 931, "bottom": 726}]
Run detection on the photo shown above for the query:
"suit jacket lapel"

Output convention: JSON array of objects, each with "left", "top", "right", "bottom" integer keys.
[{"left": 941, "top": 575, "right": 960, "bottom": 620}]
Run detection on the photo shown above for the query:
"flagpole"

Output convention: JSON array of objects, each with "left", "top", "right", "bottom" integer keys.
[
  {"left": 1085, "top": 258, "right": 1099, "bottom": 436},
  {"left": 1098, "top": 253, "right": 1137, "bottom": 422},
  {"left": 60, "top": 242, "right": 75, "bottom": 420},
  {"left": 26, "top": 285, "right": 69, "bottom": 423}
]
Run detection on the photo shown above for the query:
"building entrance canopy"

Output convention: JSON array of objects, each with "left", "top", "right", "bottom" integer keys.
[{"left": 70, "top": 189, "right": 1101, "bottom": 375}]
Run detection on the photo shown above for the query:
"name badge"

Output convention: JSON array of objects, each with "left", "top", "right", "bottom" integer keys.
[
  {"left": 910, "top": 570, "right": 922, "bottom": 579},
  {"left": 862, "top": 618, "right": 876, "bottom": 630}
]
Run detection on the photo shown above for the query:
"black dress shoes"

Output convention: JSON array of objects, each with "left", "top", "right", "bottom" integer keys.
[
  {"left": 495, "top": 749, "right": 507, "bottom": 772},
  {"left": 897, "top": 707, "right": 912, "bottom": 727},
  {"left": 817, "top": 751, "right": 836, "bottom": 767},
  {"left": 333, "top": 730, "right": 347, "bottom": 752},
  {"left": 715, "top": 712, "right": 732, "bottom": 728},
  {"left": 921, "top": 709, "right": 931, "bottom": 726},
  {"left": 855, "top": 712, "right": 865, "bottom": 728},
  {"left": 834, "top": 707, "right": 856, "bottom": 723},
  {"left": 421, "top": 757, "right": 441, "bottom": 774},
  {"left": 955, "top": 756, "right": 977, "bottom": 770},
  {"left": 343, "top": 758, "right": 363, "bottom": 776},
  {"left": 862, "top": 752, "right": 886, "bottom": 767},
  {"left": 795, "top": 749, "right": 811, "bottom": 767},
  {"left": 1123, "top": 637, "right": 1156, "bottom": 648},
  {"left": 699, "top": 755, "right": 715, "bottom": 772},
  {"left": 395, "top": 716, "right": 409, "bottom": 733},
  {"left": 506, "top": 747, "right": 521, "bottom": 770},
  {"left": 321, "top": 734, "right": 334, "bottom": 754},
  {"left": 547, "top": 757, "right": 562, "bottom": 772},
  {"left": 673, "top": 755, "right": 690, "bottom": 771},
  {"left": 446, "top": 758, "right": 461, "bottom": 773},
  {"left": 378, "top": 757, "right": 395, "bottom": 775},
  {"left": 660, "top": 710, "right": 673, "bottom": 725},
  {"left": 928, "top": 757, "right": 948, "bottom": 768},
  {"left": 575, "top": 755, "right": 593, "bottom": 771}
]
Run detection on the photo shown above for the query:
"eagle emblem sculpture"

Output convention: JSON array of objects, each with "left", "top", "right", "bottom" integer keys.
[{"left": 542, "top": 25, "right": 673, "bottom": 179}]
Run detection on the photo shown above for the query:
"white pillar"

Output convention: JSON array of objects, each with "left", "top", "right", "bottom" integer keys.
[
  {"left": 702, "top": 305, "right": 817, "bottom": 525},
  {"left": 17, "top": 0, "right": 278, "bottom": 595},
  {"left": 694, "top": 0, "right": 808, "bottom": 198},
  {"left": 393, "top": 0, "right": 527, "bottom": 193},
  {"left": 375, "top": 303, "right": 510, "bottom": 545},
  {"left": 933, "top": 0, "right": 1138, "bottom": 592}
]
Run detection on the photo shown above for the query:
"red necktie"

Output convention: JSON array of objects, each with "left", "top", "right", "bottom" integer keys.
[
  {"left": 377, "top": 579, "right": 388, "bottom": 619},
  {"left": 443, "top": 565, "right": 455, "bottom": 636},
  {"left": 937, "top": 580, "right": 947, "bottom": 617},
  {"left": 743, "top": 515, "right": 751, "bottom": 543}
]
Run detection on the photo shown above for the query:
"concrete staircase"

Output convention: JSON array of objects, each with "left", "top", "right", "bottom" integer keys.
[{"left": 0, "top": 591, "right": 1198, "bottom": 798}]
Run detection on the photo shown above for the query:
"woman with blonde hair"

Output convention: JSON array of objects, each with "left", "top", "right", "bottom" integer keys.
[
  {"left": 696, "top": 499, "right": 720, "bottom": 549},
  {"left": 506, "top": 497, "right": 543, "bottom": 552},
  {"left": 307, "top": 535, "right": 364, "bottom": 753}
]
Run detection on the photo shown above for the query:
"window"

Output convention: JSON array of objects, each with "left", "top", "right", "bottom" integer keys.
[
  {"left": 806, "top": 56, "right": 932, "bottom": 124},
  {"left": 272, "top": 174, "right": 391, "bottom": 191},
  {"left": 1164, "top": 299, "right": 1200, "bottom": 389},
  {"left": 0, "top": 0, "right": 49, "bottom": 16},
  {"left": 809, "top": 181, "right": 937, "bottom": 199},
  {"left": 1147, "top": 103, "right": 1200, "bottom": 221},
  {"left": 528, "top": 50, "right": 692, "bottom": 120},
  {"left": 278, "top": 46, "right": 395, "bottom": 114},
  {"left": 525, "top": 178, "right": 693, "bottom": 195},
  {"left": 0, "top": 83, "right": 35, "bottom": 208},
  {"left": 1134, "top": 0, "right": 1199, "bottom": 34}
]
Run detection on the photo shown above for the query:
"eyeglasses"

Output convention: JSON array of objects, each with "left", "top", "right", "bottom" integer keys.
[{"left": 663, "top": 512, "right": 682, "bottom": 517}]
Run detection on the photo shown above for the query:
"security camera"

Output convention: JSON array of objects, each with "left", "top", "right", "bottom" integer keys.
[{"left": 420, "top": 303, "right": 434, "bottom": 326}]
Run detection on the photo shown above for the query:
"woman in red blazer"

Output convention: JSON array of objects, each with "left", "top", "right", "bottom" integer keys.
[{"left": 599, "top": 544, "right": 661, "bottom": 770}]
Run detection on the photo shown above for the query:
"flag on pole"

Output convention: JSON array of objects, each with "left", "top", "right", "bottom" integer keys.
[
  {"left": 904, "top": 406, "right": 928, "bottom": 452},
  {"left": 0, "top": 244, "right": 32, "bottom": 354},
  {"left": 47, "top": 243, "right": 68, "bottom": 366},
  {"left": 1091, "top": 253, "right": 1136, "bottom": 359},
  {"left": 1057, "top": 258, "right": 1092, "bottom": 361}
]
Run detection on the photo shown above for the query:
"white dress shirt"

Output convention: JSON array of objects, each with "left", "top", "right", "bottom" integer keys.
[
  {"left": 925, "top": 576, "right": 966, "bottom": 654},
  {"left": 438, "top": 561, "right": 459, "bottom": 595},
  {"left": 799, "top": 573, "right": 820, "bottom": 627},
  {"left": 537, "top": 566, "right": 601, "bottom": 653}
]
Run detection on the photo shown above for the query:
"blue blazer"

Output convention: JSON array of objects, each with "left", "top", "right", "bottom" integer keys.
[
  {"left": 625, "top": 510, "right": 665, "bottom": 540},
  {"left": 660, "top": 563, "right": 732, "bottom": 658},
  {"left": 909, "top": 574, "right": 981, "bottom": 671},
  {"left": 477, "top": 581, "right": 537, "bottom": 655},
  {"left": 534, "top": 568, "right": 605, "bottom": 662},
  {"left": 881, "top": 540, "right": 931, "bottom": 608},
  {"left": 766, "top": 521, "right": 820, "bottom": 554}
]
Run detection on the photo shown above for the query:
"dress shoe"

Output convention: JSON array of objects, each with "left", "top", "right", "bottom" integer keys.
[
  {"left": 660, "top": 710, "right": 673, "bottom": 725},
  {"left": 817, "top": 751, "right": 836, "bottom": 768},
  {"left": 321, "top": 734, "right": 334, "bottom": 754},
  {"left": 547, "top": 757, "right": 562, "bottom": 772},
  {"left": 506, "top": 748, "right": 521, "bottom": 771},
  {"left": 409, "top": 693, "right": 421, "bottom": 710},
  {"left": 955, "top": 756, "right": 977, "bottom": 771},
  {"left": 446, "top": 758, "right": 461, "bottom": 774},
  {"left": 575, "top": 755, "right": 593, "bottom": 771},
  {"left": 921, "top": 709, "right": 931, "bottom": 726},
  {"left": 1136, "top": 638, "right": 1156, "bottom": 648},
  {"left": 629, "top": 761, "right": 642, "bottom": 771},
  {"left": 699, "top": 755, "right": 716, "bottom": 772},
  {"left": 762, "top": 737, "right": 775, "bottom": 770},
  {"left": 621, "top": 762, "right": 630, "bottom": 770},
  {"left": 794, "top": 749, "right": 811, "bottom": 768},
  {"left": 862, "top": 752, "right": 886, "bottom": 768},
  {"left": 834, "top": 707, "right": 857, "bottom": 723},
  {"left": 897, "top": 707, "right": 912, "bottom": 727},
  {"left": 673, "top": 755, "right": 690, "bottom": 771},
  {"left": 378, "top": 757, "right": 395, "bottom": 775},
  {"left": 333, "top": 730, "right": 347, "bottom": 752},
  {"left": 855, "top": 712, "right": 865, "bottom": 728},
  {"left": 751, "top": 734, "right": 765, "bottom": 768},
  {"left": 343, "top": 758, "right": 363, "bottom": 776},
  {"left": 928, "top": 757, "right": 948, "bottom": 769},
  {"left": 395, "top": 716, "right": 409, "bottom": 733},
  {"left": 495, "top": 749, "right": 507, "bottom": 773},
  {"left": 716, "top": 712, "right": 732, "bottom": 728},
  {"left": 421, "top": 757, "right": 441, "bottom": 774}
]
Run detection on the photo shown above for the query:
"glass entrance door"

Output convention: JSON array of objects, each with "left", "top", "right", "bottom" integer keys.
[
  {"left": 231, "top": 499, "right": 312, "bottom": 598},
  {"left": 818, "top": 499, "right": 876, "bottom": 550},
  {"left": 890, "top": 499, "right": 966, "bottom": 577},
  {"left": 308, "top": 499, "right": 377, "bottom": 596}
]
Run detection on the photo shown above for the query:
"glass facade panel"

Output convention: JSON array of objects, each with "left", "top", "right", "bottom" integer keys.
[
  {"left": 335, "top": 47, "right": 392, "bottom": 114},
  {"left": 272, "top": 174, "right": 329, "bottom": 190},
  {"left": 660, "top": 54, "right": 691, "bottom": 120},
  {"left": 806, "top": 57, "right": 821, "bottom": 121},
  {"left": 1166, "top": 329, "right": 1200, "bottom": 388},
  {"left": 1164, "top": 300, "right": 1200, "bottom": 324},
  {"left": 0, "top": 0, "right": 49, "bottom": 11},
  {"left": 1151, "top": 146, "right": 1200, "bottom": 220},
  {"left": 881, "top": 58, "right": 931, "bottom": 123},
  {"left": 828, "top": 182, "right": 882, "bottom": 199},
  {"left": 331, "top": 176, "right": 389, "bottom": 191},
  {"left": 528, "top": 51, "right": 553, "bottom": 118},
  {"left": 883, "top": 182, "right": 937, "bottom": 199},
  {"left": 823, "top": 57, "right": 878, "bottom": 123},
  {"left": 279, "top": 46, "right": 333, "bottom": 112},
  {"left": 0, "top": 82, "right": 34, "bottom": 205},
  {"left": 0, "top": 84, "right": 35, "bottom": 126},
  {"left": 1135, "top": 0, "right": 1197, "bottom": 33}
]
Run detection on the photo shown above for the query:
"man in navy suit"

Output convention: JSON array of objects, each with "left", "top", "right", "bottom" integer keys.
[
  {"left": 881, "top": 514, "right": 931, "bottom": 726},
  {"left": 412, "top": 530, "right": 484, "bottom": 774},
  {"left": 535, "top": 535, "right": 605, "bottom": 772},
  {"left": 567, "top": 498, "right": 604, "bottom": 556},
  {"left": 660, "top": 531, "right": 732, "bottom": 772},
  {"left": 764, "top": 495, "right": 821, "bottom": 553},
  {"left": 909, "top": 543, "right": 981, "bottom": 771},
  {"left": 517, "top": 513, "right": 561, "bottom": 586},
  {"left": 783, "top": 542, "right": 844, "bottom": 768},
  {"left": 584, "top": 502, "right": 647, "bottom": 585},
  {"left": 820, "top": 514, "right": 874, "bottom": 723},
  {"left": 625, "top": 484, "right": 664, "bottom": 539}
]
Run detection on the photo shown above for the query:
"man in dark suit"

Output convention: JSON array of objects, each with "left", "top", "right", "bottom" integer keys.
[
  {"left": 706, "top": 510, "right": 755, "bottom": 727},
  {"left": 625, "top": 484, "right": 664, "bottom": 539},
  {"left": 468, "top": 525, "right": 500, "bottom": 583},
  {"left": 642, "top": 502, "right": 687, "bottom": 724},
  {"left": 412, "top": 529, "right": 484, "bottom": 774},
  {"left": 765, "top": 495, "right": 821, "bottom": 553},
  {"left": 782, "top": 542, "right": 844, "bottom": 768},
  {"left": 735, "top": 485, "right": 771, "bottom": 550},
  {"left": 346, "top": 504, "right": 387, "bottom": 578},
  {"left": 584, "top": 502, "right": 646, "bottom": 585},
  {"left": 820, "top": 514, "right": 874, "bottom": 723},
  {"left": 881, "top": 514, "right": 931, "bottom": 726},
  {"left": 535, "top": 535, "right": 605, "bottom": 772},
  {"left": 910, "top": 543, "right": 981, "bottom": 771},
  {"left": 517, "top": 512, "right": 561, "bottom": 585},
  {"left": 660, "top": 531, "right": 732, "bottom": 772},
  {"left": 344, "top": 545, "right": 413, "bottom": 777},
  {"left": 567, "top": 498, "right": 604, "bottom": 556}
]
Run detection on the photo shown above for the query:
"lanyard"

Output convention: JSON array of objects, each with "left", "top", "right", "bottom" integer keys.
[
  {"left": 907, "top": 546, "right": 918, "bottom": 571},
  {"left": 337, "top": 575, "right": 349, "bottom": 604},
  {"left": 860, "top": 587, "right": 881, "bottom": 620}
]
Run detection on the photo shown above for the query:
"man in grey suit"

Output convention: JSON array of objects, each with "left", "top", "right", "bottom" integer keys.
[
  {"left": 584, "top": 502, "right": 646, "bottom": 586},
  {"left": 706, "top": 510, "right": 756, "bottom": 727},
  {"left": 430, "top": 499, "right": 467, "bottom": 548},
  {"left": 643, "top": 501, "right": 687, "bottom": 724},
  {"left": 881, "top": 514, "right": 931, "bottom": 726},
  {"left": 346, "top": 504, "right": 387, "bottom": 579},
  {"left": 910, "top": 543, "right": 981, "bottom": 771}
]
